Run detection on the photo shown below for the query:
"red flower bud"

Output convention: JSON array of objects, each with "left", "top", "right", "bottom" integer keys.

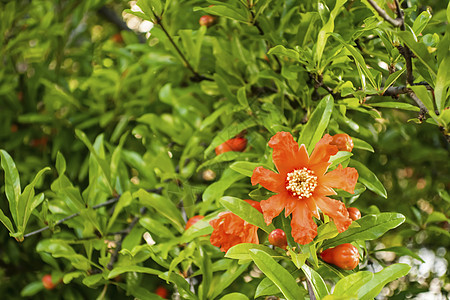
[
  {"left": 215, "top": 137, "right": 247, "bottom": 155},
  {"left": 155, "top": 286, "right": 169, "bottom": 299},
  {"left": 347, "top": 207, "right": 361, "bottom": 221},
  {"left": 185, "top": 215, "right": 204, "bottom": 230},
  {"left": 320, "top": 243, "right": 359, "bottom": 270},
  {"left": 42, "top": 274, "right": 58, "bottom": 290},
  {"left": 268, "top": 229, "right": 287, "bottom": 250},
  {"left": 330, "top": 134, "right": 354, "bottom": 152},
  {"left": 199, "top": 15, "right": 216, "bottom": 27}
]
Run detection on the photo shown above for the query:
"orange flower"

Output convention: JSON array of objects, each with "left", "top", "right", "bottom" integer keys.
[
  {"left": 251, "top": 132, "right": 358, "bottom": 245},
  {"left": 210, "top": 200, "right": 261, "bottom": 252}
]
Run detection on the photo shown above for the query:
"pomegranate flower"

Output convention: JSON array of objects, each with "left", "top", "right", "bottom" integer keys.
[
  {"left": 210, "top": 200, "right": 261, "bottom": 252},
  {"left": 251, "top": 132, "right": 358, "bottom": 245}
]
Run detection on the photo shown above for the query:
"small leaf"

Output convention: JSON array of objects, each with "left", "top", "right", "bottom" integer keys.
[
  {"left": 349, "top": 160, "right": 387, "bottom": 198},
  {"left": 220, "top": 197, "right": 275, "bottom": 233},
  {"left": 352, "top": 138, "right": 374, "bottom": 152},
  {"left": 229, "top": 161, "right": 264, "bottom": 177},
  {"left": 434, "top": 55, "right": 450, "bottom": 113},
  {"left": 194, "top": 5, "right": 248, "bottom": 23},
  {"left": 220, "top": 293, "right": 249, "bottom": 300},
  {"left": 208, "top": 262, "right": 250, "bottom": 299},
  {"left": 369, "top": 102, "right": 420, "bottom": 112},
  {"left": 332, "top": 271, "right": 373, "bottom": 297},
  {"left": 382, "top": 69, "right": 406, "bottom": 94},
  {"left": 225, "top": 243, "right": 279, "bottom": 261},
  {"left": 301, "top": 264, "right": 330, "bottom": 299},
  {"left": 108, "top": 265, "right": 161, "bottom": 279},
  {"left": 0, "top": 150, "right": 21, "bottom": 226},
  {"left": 250, "top": 249, "right": 307, "bottom": 300},
  {"left": 20, "top": 281, "right": 44, "bottom": 297},
  {"left": 268, "top": 45, "right": 300, "bottom": 61},
  {"left": 298, "top": 95, "right": 334, "bottom": 153},
  {"left": 412, "top": 9, "right": 432, "bottom": 36}
]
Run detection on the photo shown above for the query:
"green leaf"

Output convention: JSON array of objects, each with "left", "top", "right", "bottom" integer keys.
[
  {"left": 75, "top": 129, "right": 113, "bottom": 194},
  {"left": 136, "top": 189, "right": 184, "bottom": 232},
  {"left": 358, "top": 264, "right": 410, "bottom": 300},
  {"left": 0, "top": 208, "right": 14, "bottom": 233},
  {"left": 315, "top": 0, "right": 348, "bottom": 69},
  {"left": 19, "top": 167, "right": 50, "bottom": 232},
  {"left": 329, "top": 152, "right": 353, "bottom": 168},
  {"left": 349, "top": 160, "right": 387, "bottom": 198},
  {"left": 220, "top": 293, "right": 249, "bottom": 300},
  {"left": 160, "top": 272, "right": 198, "bottom": 300},
  {"left": 331, "top": 33, "right": 377, "bottom": 89},
  {"left": 194, "top": 5, "right": 249, "bottom": 23},
  {"left": 56, "top": 151, "right": 66, "bottom": 175},
  {"left": 322, "top": 213, "right": 406, "bottom": 248},
  {"left": 82, "top": 274, "right": 103, "bottom": 287},
  {"left": 352, "top": 138, "right": 374, "bottom": 152},
  {"left": 106, "top": 191, "right": 133, "bottom": 232},
  {"left": 255, "top": 277, "right": 283, "bottom": 298},
  {"left": 196, "top": 245, "right": 212, "bottom": 300},
  {"left": 229, "top": 161, "right": 263, "bottom": 177},
  {"left": 209, "top": 262, "right": 250, "bottom": 299},
  {"left": 410, "top": 85, "right": 439, "bottom": 122},
  {"left": 220, "top": 197, "right": 275, "bottom": 233},
  {"left": 381, "top": 69, "right": 406, "bottom": 94},
  {"left": 396, "top": 31, "right": 437, "bottom": 77},
  {"left": 333, "top": 271, "right": 373, "bottom": 298},
  {"left": 20, "top": 281, "right": 44, "bottom": 297},
  {"left": 250, "top": 249, "right": 307, "bottom": 300},
  {"left": 373, "top": 246, "right": 424, "bottom": 263},
  {"left": 298, "top": 95, "right": 334, "bottom": 153},
  {"left": 301, "top": 264, "right": 330, "bottom": 299},
  {"left": 108, "top": 265, "right": 161, "bottom": 279},
  {"left": 225, "top": 243, "right": 279, "bottom": 262},
  {"left": 369, "top": 102, "right": 420, "bottom": 112},
  {"left": 202, "top": 168, "right": 245, "bottom": 203},
  {"left": 0, "top": 150, "right": 21, "bottom": 226},
  {"left": 412, "top": 9, "right": 432, "bottom": 36},
  {"left": 268, "top": 45, "right": 300, "bottom": 61},
  {"left": 435, "top": 54, "right": 450, "bottom": 113},
  {"left": 237, "top": 86, "right": 249, "bottom": 108}
]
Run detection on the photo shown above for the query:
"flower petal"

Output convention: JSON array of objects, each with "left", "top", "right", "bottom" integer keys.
[
  {"left": 260, "top": 193, "right": 287, "bottom": 225},
  {"left": 268, "top": 132, "right": 309, "bottom": 174},
  {"left": 322, "top": 165, "right": 358, "bottom": 193},
  {"left": 315, "top": 196, "right": 352, "bottom": 233},
  {"left": 304, "top": 196, "right": 320, "bottom": 219},
  {"left": 309, "top": 134, "right": 338, "bottom": 173},
  {"left": 291, "top": 203, "right": 318, "bottom": 245},
  {"left": 251, "top": 166, "right": 286, "bottom": 193}
]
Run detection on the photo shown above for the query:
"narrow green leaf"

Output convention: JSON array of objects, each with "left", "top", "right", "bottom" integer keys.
[
  {"left": 202, "top": 168, "right": 245, "bottom": 203},
  {"left": 358, "top": 264, "right": 410, "bottom": 300},
  {"left": 56, "top": 151, "right": 66, "bottom": 175},
  {"left": 412, "top": 10, "right": 432, "bottom": 36},
  {"left": 136, "top": 189, "right": 184, "bottom": 232},
  {"left": 160, "top": 272, "right": 198, "bottom": 300},
  {"left": 250, "top": 250, "right": 306, "bottom": 300},
  {"left": 209, "top": 262, "right": 250, "bottom": 299},
  {"left": 220, "top": 293, "right": 249, "bottom": 300},
  {"left": 381, "top": 69, "right": 406, "bottom": 94},
  {"left": 333, "top": 271, "right": 373, "bottom": 297},
  {"left": 108, "top": 265, "right": 161, "bottom": 279},
  {"left": 20, "top": 281, "right": 44, "bottom": 297},
  {"left": 237, "top": 86, "right": 249, "bottom": 108},
  {"left": 220, "top": 197, "right": 275, "bottom": 233},
  {"left": 107, "top": 191, "right": 133, "bottom": 232},
  {"left": 194, "top": 6, "right": 248, "bottom": 23},
  {"left": 349, "top": 160, "right": 387, "bottom": 198},
  {"left": 19, "top": 167, "right": 50, "bottom": 232},
  {"left": 331, "top": 33, "right": 377, "bottom": 89},
  {"left": 410, "top": 85, "right": 439, "bottom": 122},
  {"left": 225, "top": 243, "right": 279, "bottom": 261},
  {"left": 268, "top": 45, "right": 300, "bottom": 61},
  {"left": 298, "top": 95, "right": 334, "bottom": 153},
  {"left": 197, "top": 245, "right": 212, "bottom": 300},
  {"left": 434, "top": 55, "right": 450, "bottom": 113},
  {"left": 315, "top": 0, "right": 348, "bottom": 68},
  {"left": 396, "top": 31, "right": 437, "bottom": 77},
  {"left": 369, "top": 102, "right": 420, "bottom": 112},
  {"left": 322, "top": 213, "right": 406, "bottom": 248},
  {"left": 301, "top": 264, "right": 330, "bottom": 299},
  {"left": 352, "top": 138, "right": 374, "bottom": 152},
  {"left": 255, "top": 277, "right": 282, "bottom": 298},
  {"left": 0, "top": 208, "right": 14, "bottom": 233},
  {"left": 229, "top": 161, "right": 264, "bottom": 177},
  {"left": 0, "top": 150, "right": 21, "bottom": 226}
]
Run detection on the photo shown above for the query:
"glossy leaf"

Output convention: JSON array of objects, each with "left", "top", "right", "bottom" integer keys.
[
  {"left": 220, "top": 197, "right": 275, "bottom": 233},
  {"left": 250, "top": 249, "right": 306, "bottom": 300},
  {"left": 349, "top": 160, "right": 387, "bottom": 198},
  {"left": 322, "top": 213, "right": 406, "bottom": 248},
  {"left": 369, "top": 102, "right": 420, "bottom": 112},
  {"left": 108, "top": 265, "right": 161, "bottom": 279},
  {"left": 225, "top": 243, "right": 279, "bottom": 261},
  {"left": 332, "top": 271, "right": 373, "bottom": 297},
  {"left": 208, "top": 262, "right": 250, "bottom": 299},
  {"left": 301, "top": 264, "right": 330, "bottom": 299},
  {"left": 434, "top": 54, "right": 450, "bottom": 113},
  {"left": 381, "top": 69, "right": 406, "bottom": 94},
  {"left": 220, "top": 293, "right": 249, "bottom": 300},
  {"left": 0, "top": 150, "right": 21, "bottom": 225},
  {"left": 298, "top": 95, "right": 334, "bottom": 153}
]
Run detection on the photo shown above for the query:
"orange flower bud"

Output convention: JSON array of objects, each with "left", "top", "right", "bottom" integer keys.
[
  {"left": 215, "top": 137, "right": 247, "bottom": 155},
  {"left": 347, "top": 207, "right": 361, "bottom": 221},
  {"left": 330, "top": 133, "right": 354, "bottom": 152},
  {"left": 320, "top": 243, "right": 359, "bottom": 270},
  {"left": 268, "top": 229, "right": 287, "bottom": 250}
]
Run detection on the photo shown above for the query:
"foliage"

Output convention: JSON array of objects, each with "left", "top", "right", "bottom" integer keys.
[{"left": 0, "top": 0, "right": 449, "bottom": 299}]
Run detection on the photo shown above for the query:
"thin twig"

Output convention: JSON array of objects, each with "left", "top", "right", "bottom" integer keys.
[
  {"left": 305, "top": 276, "right": 317, "bottom": 300},
  {"left": 23, "top": 197, "right": 120, "bottom": 238},
  {"left": 366, "top": 0, "right": 403, "bottom": 27},
  {"left": 407, "top": 89, "right": 428, "bottom": 120}
]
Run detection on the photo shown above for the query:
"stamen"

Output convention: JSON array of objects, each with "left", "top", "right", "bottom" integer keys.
[{"left": 286, "top": 167, "right": 318, "bottom": 199}]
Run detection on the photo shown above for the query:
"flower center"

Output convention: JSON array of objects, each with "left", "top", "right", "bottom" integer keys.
[{"left": 285, "top": 167, "right": 318, "bottom": 199}]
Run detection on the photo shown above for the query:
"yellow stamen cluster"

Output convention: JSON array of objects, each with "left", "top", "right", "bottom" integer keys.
[{"left": 286, "top": 167, "right": 318, "bottom": 199}]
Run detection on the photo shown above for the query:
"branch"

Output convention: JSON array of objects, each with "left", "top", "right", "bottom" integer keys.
[
  {"left": 381, "top": 82, "right": 432, "bottom": 97},
  {"left": 23, "top": 196, "right": 120, "bottom": 238},
  {"left": 366, "top": 0, "right": 403, "bottom": 27},
  {"left": 407, "top": 89, "right": 428, "bottom": 121},
  {"left": 305, "top": 276, "right": 317, "bottom": 300}
]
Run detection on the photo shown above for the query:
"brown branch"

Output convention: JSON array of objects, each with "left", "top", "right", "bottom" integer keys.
[
  {"left": 305, "top": 276, "right": 317, "bottom": 300},
  {"left": 366, "top": 0, "right": 403, "bottom": 27},
  {"left": 407, "top": 89, "right": 428, "bottom": 121}
]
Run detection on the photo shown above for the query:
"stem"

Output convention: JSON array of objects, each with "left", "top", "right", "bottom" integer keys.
[
  {"left": 305, "top": 276, "right": 317, "bottom": 300},
  {"left": 366, "top": 0, "right": 403, "bottom": 27},
  {"left": 157, "top": 18, "right": 212, "bottom": 82}
]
